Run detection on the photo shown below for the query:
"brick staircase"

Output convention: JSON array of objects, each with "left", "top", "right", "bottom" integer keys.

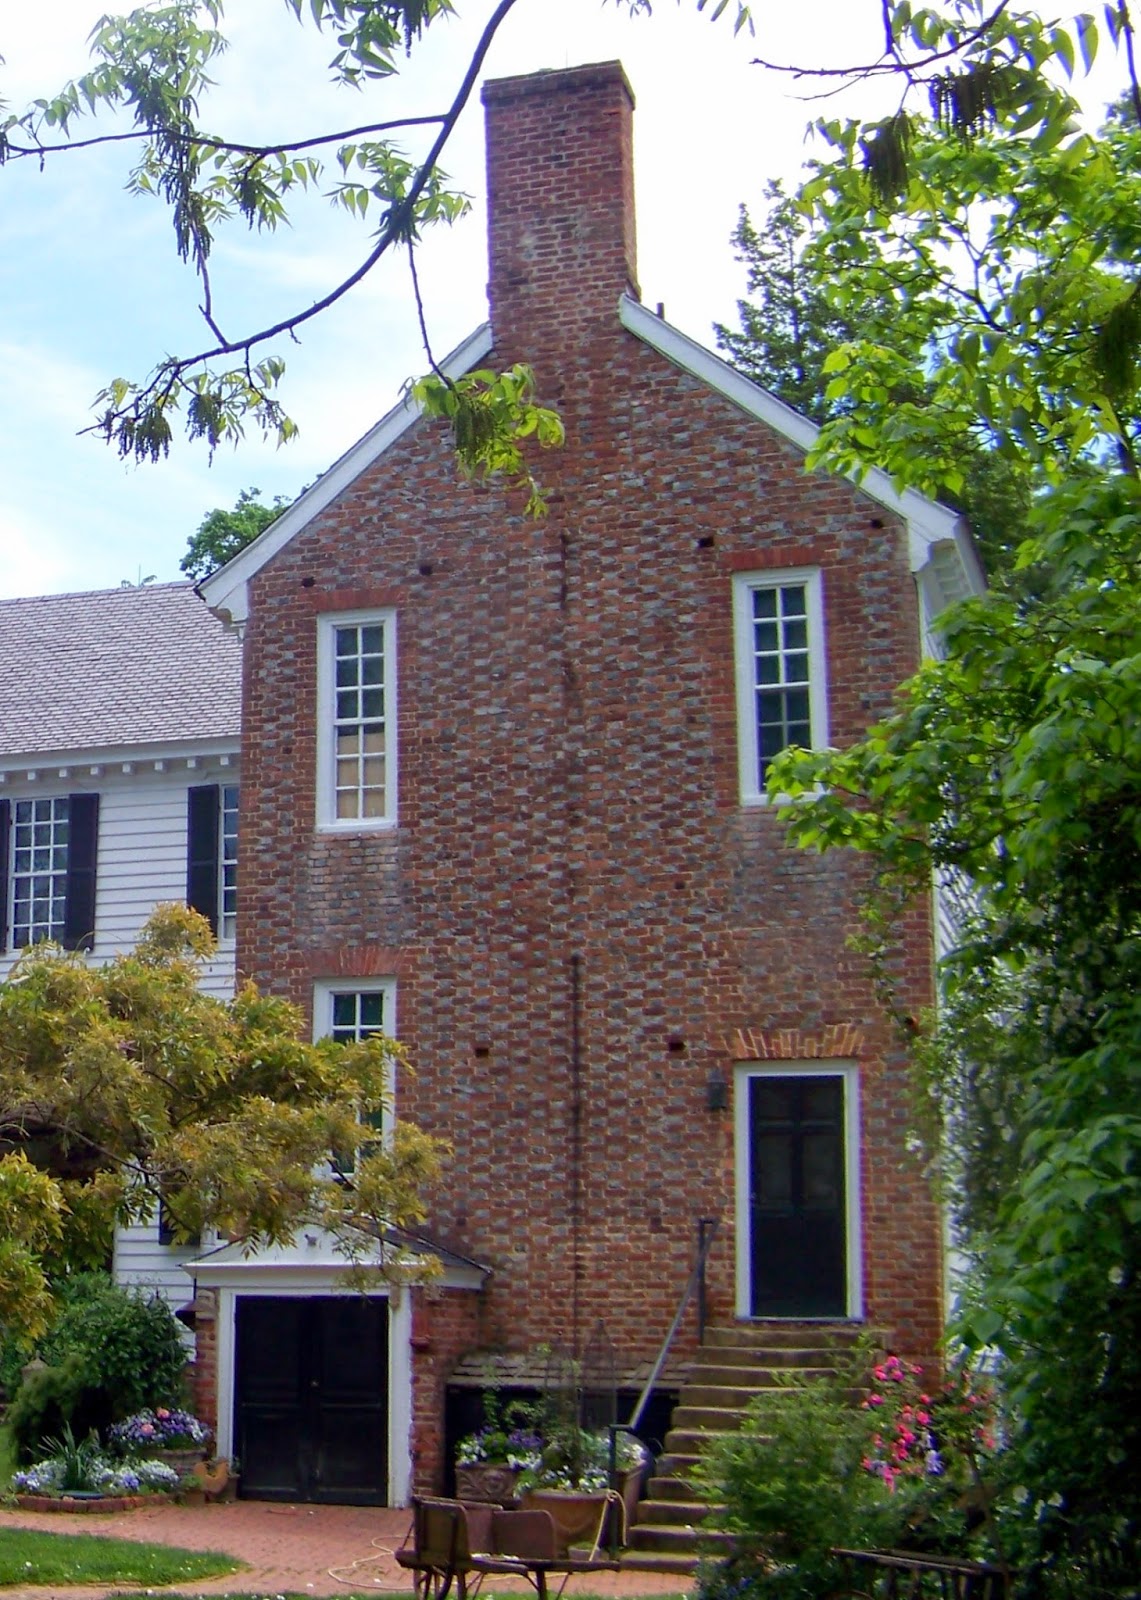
[{"left": 622, "top": 1321, "right": 871, "bottom": 1575}]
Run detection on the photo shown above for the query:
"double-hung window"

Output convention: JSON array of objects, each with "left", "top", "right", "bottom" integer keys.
[
  {"left": 316, "top": 611, "right": 397, "bottom": 829},
  {"left": 0, "top": 792, "right": 100, "bottom": 953},
  {"left": 733, "top": 569, "right": 828, "bottom": 805},
  {"left": 314, "top": 981, "right": 397, "bottom": 1160}
]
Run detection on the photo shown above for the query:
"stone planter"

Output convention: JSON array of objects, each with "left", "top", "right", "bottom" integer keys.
[
  {"left": 454, "top": 1462, "right": 523, "bottom": 1506},
  {"left": 154, "top": 1447, "right": 207, "bottom": 1478}
]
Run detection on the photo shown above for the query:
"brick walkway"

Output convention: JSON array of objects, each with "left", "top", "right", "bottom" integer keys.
[{"left": 0, "top": 1501, "right": 692, "bottom": 1599}]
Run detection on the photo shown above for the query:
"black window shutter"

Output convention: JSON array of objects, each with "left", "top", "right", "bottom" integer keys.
[
  {"left": 63, "top": 793, "right": 100, "bottom": 952},
  {"left": 0, "top": 798, "right": 10, "bottom": 954},
  {"left": 186, "top": 785, "right": 220, "bottom": 936}
]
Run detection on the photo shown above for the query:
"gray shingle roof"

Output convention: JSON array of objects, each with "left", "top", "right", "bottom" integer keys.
[{"left": 0, "top": 582, "right": 241, "bottom": 758}]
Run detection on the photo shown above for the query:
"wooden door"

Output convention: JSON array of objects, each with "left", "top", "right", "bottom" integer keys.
[
  {"left": 234, "top": 1295, "right": 388, "bottom": 1504},
  {"left": 748, "top": 1074, "right": 847, "bottom": 1317}
]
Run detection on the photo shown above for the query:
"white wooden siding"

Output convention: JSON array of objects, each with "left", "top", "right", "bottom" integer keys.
[
  {"left": 0, "top": 762, "right": 237, "bottom": 994},
  {"left": 113, "top": 1220, "right": 202, "bottom": 1322}
]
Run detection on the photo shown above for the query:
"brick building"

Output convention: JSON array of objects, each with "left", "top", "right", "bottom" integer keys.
[{"left": 195, "top": 61, "right": 983, "bottom": 1508}]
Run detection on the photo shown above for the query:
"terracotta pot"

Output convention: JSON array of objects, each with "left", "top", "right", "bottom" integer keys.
[
  {"left": 520, "top": 1488, "right": 609, "bottom": 1553},
  {"left": 454, "top": 1462, "right": 523, "bottom": 1506}
]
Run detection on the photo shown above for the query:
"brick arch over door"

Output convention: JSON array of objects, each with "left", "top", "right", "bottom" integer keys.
[{"left": 723, "top": 1023, "right": 868, "bottom": 1063}]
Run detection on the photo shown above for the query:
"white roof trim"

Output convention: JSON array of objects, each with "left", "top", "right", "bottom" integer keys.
[
  {"left": 618, "top": 296, "right": 985, "bottom": 595},
  {"left": 0, "top": 737, "right": 239, "bottom": 777},
  {"left": 200, "top": 322, "right": 495, "bottom": 627},
  {"left": 185, "top": 1229, "right": 486, "bottom": 1292}
]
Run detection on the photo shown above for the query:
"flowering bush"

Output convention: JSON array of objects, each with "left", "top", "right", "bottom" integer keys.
[
  {"left": 518, "top": 1426, "right": 647, "bottom": 1493},
  {"left": 107, "top": 1406, "right": 210, "bottom": 1455},
  {"left": 455, "top": 1390, "right": 543, "bottom": 1470},
  {"left": 456, "top": 1425, "right": 543, "bottom": 1470},
  {"left": 13, "top": 1451, "right": 180, "bottom": 1496},
  {"left": 860, "top": 1354, "right": 997, "bottom": 1494}
]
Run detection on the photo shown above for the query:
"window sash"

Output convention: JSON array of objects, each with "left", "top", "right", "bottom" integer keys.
[
  {"left": 317, "top": 611, "right": 397, "bottom": 829},
  {"left": 11, "top": 797, "right": 70, "bottom": 946},
  {"left": 733, "top": 569, "right": 827, "bottom": 805},
  {"left": 219, "top": 784, "right": 239, "bottom": 941}
]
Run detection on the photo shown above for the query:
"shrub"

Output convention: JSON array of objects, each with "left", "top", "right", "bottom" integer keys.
[
  {"left": 695, "top": 1348, "right": 1001, "bottom": 1600},
  {"left": 4, "top": 1277, "right": 188, "bottom": 1462},
  {"left": 6, "top": 1355, "right": 112, "bottom": 1465},
  {"left": 696, "top": 1367, "right": 906, "bottom": 1600},
  {"left": 37, "top": 1278, "right": 188, "bottom": 1416}
]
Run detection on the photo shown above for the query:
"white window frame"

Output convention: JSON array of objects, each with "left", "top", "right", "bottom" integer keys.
[
  {"left": 10, "top": 796, "right": 70, "bottom": 947},
  {"left": 316, "top": 609, "right": 398, "bottom": 831},
  {"left": 732, "top": 568, "right": 828, "bottom": 806},
  {"left": 218, "top": 783, "right": 239, "bottom": 944},
  {"left": 313, "top": 979, "right": 397, "bottom": 1138}
]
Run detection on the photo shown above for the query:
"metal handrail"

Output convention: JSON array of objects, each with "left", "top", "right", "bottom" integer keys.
[
  {"left": 625, "top": 1215, "right": 720, "bottom": 1433},
  {"left": 606, "top": 1216, "right": 720, "bottom": 1557}
]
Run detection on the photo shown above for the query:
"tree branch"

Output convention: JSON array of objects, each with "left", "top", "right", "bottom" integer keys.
[{"left": 88, "top": 0, "right": 523, "bottom": 437}]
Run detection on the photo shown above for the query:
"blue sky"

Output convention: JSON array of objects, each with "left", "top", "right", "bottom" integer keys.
[{"left": 0, "top": 2, "right": 1119, "bottom": 598}]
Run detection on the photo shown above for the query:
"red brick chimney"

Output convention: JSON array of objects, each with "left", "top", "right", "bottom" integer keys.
[{"left": 481, "top": 61, "right": 640, "bottom": 349}]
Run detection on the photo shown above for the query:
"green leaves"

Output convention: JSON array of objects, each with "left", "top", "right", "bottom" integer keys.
[
  {"left": 412, "top": 364, "right": 565, "bottom": 516},
  {"left": 0, "top": 905, "right": 450, "bottom": 1333}
]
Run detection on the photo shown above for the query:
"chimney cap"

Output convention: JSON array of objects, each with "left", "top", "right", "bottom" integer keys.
[{"left": 481, "top": 59, "right": 635, "bottom": 110}]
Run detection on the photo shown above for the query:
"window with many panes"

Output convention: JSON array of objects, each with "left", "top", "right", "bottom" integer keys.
[
  {"left": 316, "top": 611, "right": 397, "bottom": 829},
  {"left": 733, "top": 569, "right": 828, "bottom": 805},
  {"left": 12, "top": 797, "right": 69, "bottom": 946},
  {"left": 0, "top": 791, "right": 100, "bottom": 954},
  {"left": 313, "top": 981, "right": 396, "bottom": 1161}
]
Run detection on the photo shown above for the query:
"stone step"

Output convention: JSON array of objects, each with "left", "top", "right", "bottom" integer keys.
[
  {"left": 680, "top": 1374, "right": 834, "bottom": 1406},
  {"left": 701, "top": 1322, "right": 871, "bottom": 1349},
  {"left": 619, "top": 1550, "right": 700, "bottom": 1576},
  {"left": 672, "top": 1403, "right": 784, "bottom": 1431},
  {"left": 687, "top": 1346, "right": 845, "bottom": 1370},
  {"left": 663, "top": 1427, "right": 737, "bottom": 1456},
  {"left": 626, "top": 1522, "right": 734, "bottom": 1556},
  {"left": 653, "top": 1451, "right": 703, "bottom": 1479},
  {"left": 642, "top": 1474, "right": 705, "bottom": 1502},
  {"left": 635, "top": 1497, "right": 720, "bottom": 1527}
]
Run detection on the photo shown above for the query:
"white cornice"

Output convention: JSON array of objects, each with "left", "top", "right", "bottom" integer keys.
[
  {"left": 0, "top": 738, "right": 240, "bottom": 783},
  {"left": 200, "top": 322, "right": 495, "bottom": 628}
]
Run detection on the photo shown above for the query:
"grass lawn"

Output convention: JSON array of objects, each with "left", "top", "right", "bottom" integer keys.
[{"left": 0, "top": 1525, "right": 240, "bottom": 1586}]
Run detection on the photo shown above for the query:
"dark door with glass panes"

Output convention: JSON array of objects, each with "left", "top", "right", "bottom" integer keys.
[
  {"left": 748, "top": 1074, "right": 847, "bottom": 1317},
  {"left": 234, "top": 1296, "right": 388, "bottom": 1504}
]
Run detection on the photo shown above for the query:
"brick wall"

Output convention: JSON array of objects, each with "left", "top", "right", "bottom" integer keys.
[
  {"left": 409, "top": 1289, "right": 484, "bottom": 1493},
  {"left": 234, "top": 61, "right": 943, "bottom": 1424}
]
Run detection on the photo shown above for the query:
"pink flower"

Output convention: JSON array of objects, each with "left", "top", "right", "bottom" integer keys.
[{"left": 157, "top": 1408, "right": 171, "bottom": 1419}]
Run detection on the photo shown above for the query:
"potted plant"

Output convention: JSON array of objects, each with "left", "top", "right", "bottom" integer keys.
[
  {"left": 519, "top": 1424, "right": 648, "bottom": 1551},
  {"left": 454, "top": 1392, "right": 543, "bottom": 1506},
  {"left": 107, "top": 1406, "right": 212, "bottom": 1478}
]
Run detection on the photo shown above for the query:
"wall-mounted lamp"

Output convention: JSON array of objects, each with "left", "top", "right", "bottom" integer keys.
[{"left": 705, "top": 1067, "right": 730, "bottom": 1113}]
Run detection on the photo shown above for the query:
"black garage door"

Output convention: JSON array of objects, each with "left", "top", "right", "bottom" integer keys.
[{"left": 234, "top": 1296, "right": 388, "bottom": 1504}]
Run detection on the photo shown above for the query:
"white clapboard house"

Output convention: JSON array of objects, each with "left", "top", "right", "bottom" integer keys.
[{"left": 0, "top": 581, "right": 241, "bottom": 1312}]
